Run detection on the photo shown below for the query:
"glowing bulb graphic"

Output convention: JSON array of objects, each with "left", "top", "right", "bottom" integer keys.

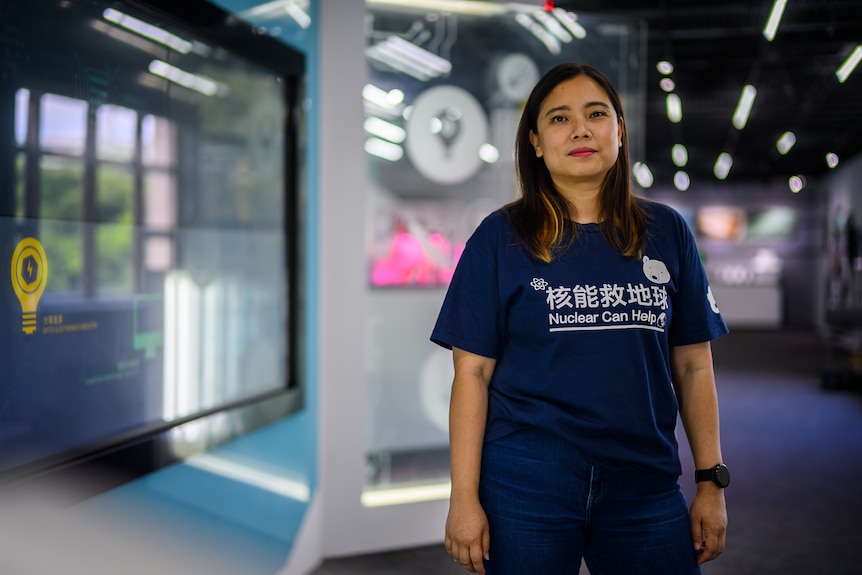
[{"left": 11, "top": 237, "right": 48, "bottom": 335}]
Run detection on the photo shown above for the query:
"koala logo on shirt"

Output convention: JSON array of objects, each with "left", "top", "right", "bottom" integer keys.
[{"left": 642, "top": 256, "right": 670, "bottom": 284}]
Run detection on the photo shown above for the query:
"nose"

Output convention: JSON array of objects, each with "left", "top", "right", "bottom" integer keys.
[{"left": 570, "top": 117, "right": 590, "bottom": 139}]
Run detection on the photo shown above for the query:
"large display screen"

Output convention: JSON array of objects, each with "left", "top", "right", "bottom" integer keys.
[{"left": 0, "top": 0, "right": 303, "bottom": 481}]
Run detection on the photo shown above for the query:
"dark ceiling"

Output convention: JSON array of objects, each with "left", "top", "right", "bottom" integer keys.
[{"left": 562, "top": 0, "right": 862, "bottom": 188}]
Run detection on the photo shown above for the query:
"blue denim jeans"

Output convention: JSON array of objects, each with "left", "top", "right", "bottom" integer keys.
[{"left": 479, "top": 426, "right": 700, "bottom": 575}]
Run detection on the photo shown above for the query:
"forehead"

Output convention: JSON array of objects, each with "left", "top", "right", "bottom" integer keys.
[{"left": 539, "top": 75, "right": 612, "bottom": 111}]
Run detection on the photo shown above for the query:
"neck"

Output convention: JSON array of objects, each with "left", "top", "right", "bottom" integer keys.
[{"left": 554, "top": 179, "right": 602, "bottom": 224}]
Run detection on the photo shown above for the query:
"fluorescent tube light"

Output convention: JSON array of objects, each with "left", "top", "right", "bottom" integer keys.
[
  {"left": 148, "top": 60, "right": 219, "bottom": 96},
  {"left": 671, "top": 144, "right": 688, "bottom": 167},
  {"left": 666, "top": 93, "right": 682, "bottom": 123},
  {"left": 368, "top": 0, "right": 504, "bottom": 16},
  {"left": 763, "top": 0, "right": 788, "bottom": 41},
  {"left": 364, "top": 117, "right": 407, "bottom": 143},
  {"left": 284, "top": 1, "right": 311, "bottom": 29},
  {"left": 479, "top": 143, "right": 500, "bottom": 163},
  {"left": 515, "top": 13, "right": 561, "bottom": 54},
  {"left": 714, "top": 152, "right": 733, "bottom": 180},
  {"left": 776, "top": 131, "right": 796, "bottom": 155},
  {"left": 103, "top": 8, "right": 192, "bottom": 53},
  {"left": 732, "top": 85, "right": 757, "bottom": 130},
  {"left": 362, "top": 482, "right": 451, "bottom": 507},
  {"left": 553, "top": 8, "right": 586, "bottom": 39},
  {"left": 365, "top": 137, "right": 404, "bottom": 161},
  {"left": 836, "top": 45, "right": 862, "bottom": 83},
  {"left": 533, "top": 9, "right": 573, "bottom": 42}
]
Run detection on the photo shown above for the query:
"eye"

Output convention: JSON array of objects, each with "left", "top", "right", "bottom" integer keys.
[
  {"left": 550, "top": 114, "right": 567, "bottom": 123},
  {"left": 589, "top": 110, "right": 609, "bottom": 119}
]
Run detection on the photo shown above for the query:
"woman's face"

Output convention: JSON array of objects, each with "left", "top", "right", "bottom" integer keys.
[{"left": 529, "top": 75, "right": 623, "bottom": 191}]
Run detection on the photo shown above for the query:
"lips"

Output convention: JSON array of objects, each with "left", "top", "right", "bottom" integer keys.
[{"left": 569, "top": 148, "right": 596, "bottom": 157}]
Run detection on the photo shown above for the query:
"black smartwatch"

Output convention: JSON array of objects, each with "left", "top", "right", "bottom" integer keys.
[{"left": 695, "top": 463, "right": 730, "bottom": 488}]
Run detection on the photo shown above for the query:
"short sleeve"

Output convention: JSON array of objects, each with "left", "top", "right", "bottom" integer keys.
[
  {"left": 667, "top": 210, "right": 729, "bottom": 346},
  {"left": 430, "top": 215, "right": 504, "bottom": 359}
]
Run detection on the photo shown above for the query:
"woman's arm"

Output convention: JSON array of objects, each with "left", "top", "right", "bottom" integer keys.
[
  {"left": 670, "top": 341, "right": 728, "bottom": 566},
  {"left": 446, "top": 347, "right": 496, "bottom": 574}
]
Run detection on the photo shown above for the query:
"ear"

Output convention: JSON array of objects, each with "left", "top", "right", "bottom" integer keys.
[
  {"left": 618, "top": 117, "right": 625, "bottom": 148},
  {"left": 529, "top": 130, "right": 543, "bottom": 157}
]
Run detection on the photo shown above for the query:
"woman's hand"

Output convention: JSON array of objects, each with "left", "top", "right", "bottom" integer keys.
[
  {"left": 689, "top": 484, "right": 727, "bottom": 565},
  {"left": 445, "top": 495, "right": 490, "bottom": 573}
]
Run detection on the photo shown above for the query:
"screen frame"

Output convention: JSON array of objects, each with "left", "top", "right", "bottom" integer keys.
[{"left": 1, "top": 0, "right": 306, "bottom": 497}]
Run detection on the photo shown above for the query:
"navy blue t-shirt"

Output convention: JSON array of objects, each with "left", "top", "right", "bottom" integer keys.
[{"left": 431, "top": 200, "right": 728, "bottom": 478}]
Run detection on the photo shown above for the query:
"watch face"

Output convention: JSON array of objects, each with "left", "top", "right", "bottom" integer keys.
[{"left": 715, "top": 464, "right": 731, "bottom": 487}]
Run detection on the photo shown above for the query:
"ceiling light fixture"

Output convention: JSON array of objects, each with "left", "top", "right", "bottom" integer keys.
[
  {"left": 364, "top": 117, "right": 407, "bottom": 143},
  {"left": 789, "top": 175, "right": 805, "bottom": 193},
  {"left": 365, "top": 137, "right": 404, "bottom": 161},
  {"left": 671, "top": 144, "right": 688, "bottom": 167},
  {"left": 776, "top": 131, "right": 796, "bottom": 155},
  {"left": 103, "top": 8, "right": 192, "bottom": 53},
  {"left": 514, "top": 12, "right": 562, "bottom": 54},
  {"left": 673, "top": 171, "right": 691, "bottom": 191},
  {"left": 762, "top": 0, "right": 788, "bottom": 41},
  {"left": 552, "top": 9, "right": 586, "bottom": 39},
  {"left": 148, "top": 60, "right": 219, "bottom": 96},
  {"left": 633, "top": 162, "right": 654, "bottom": 188},
  {"left": 836, "top": 45, "right": 862, "bottom": 83},
  {"left": 826, "top": 152, "right": 840, "bottom": 169},
  {"left": 732, "top": 85, "right": 757, "bottom": 130},
  {"left": 714, "top": 152, "right": 733, "bottom": 180},
  {"left": 666, "top": 93, "right": 682, "bottom": 123},
  {"left": 656, "top": 61, "right": 673, "bottom": 75},
  {"left": 660, "top": 78, "right": 675, "bottom": 92}
]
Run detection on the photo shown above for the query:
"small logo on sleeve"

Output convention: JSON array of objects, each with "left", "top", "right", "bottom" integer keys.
[{"left": 707, "top": 286, "right": 721, "bottom": 314}]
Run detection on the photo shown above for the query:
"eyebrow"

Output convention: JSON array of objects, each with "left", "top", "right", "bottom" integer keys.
[{"left": 542, "top": 101, "right": 612, "bottom": 118}]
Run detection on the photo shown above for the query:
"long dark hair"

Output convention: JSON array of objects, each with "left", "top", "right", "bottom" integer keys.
[{"left": 505, "top": 62, "right": 647, "bottom": 262}]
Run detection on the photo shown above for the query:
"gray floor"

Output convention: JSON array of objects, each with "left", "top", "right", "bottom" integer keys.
[{"left": 310, "top": 329, "right": 862, "bottom": 575}]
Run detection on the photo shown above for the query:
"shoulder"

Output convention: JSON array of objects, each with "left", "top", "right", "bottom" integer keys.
[{"left": 637, "top": 197, "right": 691, "bottom": 235}]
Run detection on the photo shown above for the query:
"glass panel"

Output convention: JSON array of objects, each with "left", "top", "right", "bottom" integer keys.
[
  {"left": 142, "top": 115, "right": 176, "bottom": 167},
  {"left": 15, "top": 88, "right": 29, "bottom": 146},
  {"left": 96, "top": 105, "right": 137, "bottom": 162},
  {"left": 40, "top": 155, "right": 84, "bottom": 292},
  {"left": 40, "top": 93, "right": 88, "bottom": 156},
  {"left": 96, "top": 164, "right": 134, "bottom": 294},
  {"left": 363, "top": 3, "right": 644, "bottom": 501},
  {"left": 15, "top": 153, "right": 25, "bottom": 218},
  {"left": 144, "top": 169, "right": 177, "bottom": 230}
]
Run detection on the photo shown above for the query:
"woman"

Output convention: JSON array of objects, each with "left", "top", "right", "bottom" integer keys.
[{"left": 431, "top": 62, "right": 729, "bottom": 575}]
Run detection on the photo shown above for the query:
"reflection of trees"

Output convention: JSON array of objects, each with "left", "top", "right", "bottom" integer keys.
[{"left": 36, "top": 161, "right": 133, "bottom": 294}]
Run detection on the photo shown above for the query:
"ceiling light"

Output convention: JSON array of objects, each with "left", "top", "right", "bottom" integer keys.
[
  {"left": 552, "top": 8, "right": 586, "bottom": 39},
  {"left": 826, "top": 152, "right": 840, "bottom": 168},
  {"left": 283, "top": 1, "right": 311, "bottom": 29},
  {"left": 367, "top": 0, "right": 504, "bottom": 16},
  {"left": 776, "top": 131, "right": 796, "bottom": 155},
  {"left": 671, "top": 144, "right": 688, "bottom": 167},
  {"left": 732, "top": 85, "right": 757, "bottom": 130},
  {"left": 714, "top": 152, "right": 733, "bottom": 180},
  {"left": 515, "top": 12, "right": 561, "bottom": 54},
  {"left": 148, "top": 60, "right": 219, "bottom": 96},
  {"left": 103, "top": 8, "right": 192, "bottom": 53},
  {"left": 762, "top": 0, "right": 788, "bottom": 41},
  {"left": 479, "top": 143, "right": 500, "bottom": 163},
  {"left": 660, "top": 78, "right": 675, "bottom": 92},
  {"left": 533, "top": 9, "right": 572, "bottom": 42},
  {"left": 674, "top": 171, "right": 690, "bottom": 191},
  {"left": 836, "top": 45, "right": 862, "bottom": 83},
  {"left": 365, "top": 137, "right": 404, "bottom": 161},
  {"left": 656, "top": 61, "right": 673, "bottom": 75},
  {"left": 364, "top": 117, "right": 406, "bottom": 143},
  {"left": 633, "top": 162, "right": 654, "bottom": 188},
  {"left": 789, "top": 175, "right": 805, "bottom": 193},
  {"left": 666, "top": 93, "right": 682, "bottom": 123}
]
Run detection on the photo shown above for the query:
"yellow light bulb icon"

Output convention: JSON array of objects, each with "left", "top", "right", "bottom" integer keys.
[{"left": 11, "top": 238, "right": 49, "bottom": 335}]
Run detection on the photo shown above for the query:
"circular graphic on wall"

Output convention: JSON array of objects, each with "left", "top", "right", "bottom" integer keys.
[
  {"left": 405, "top": 84, "right": 488, "bottom": 186},
  {"left": 418, "top": 346, "right": 455, "bottom": 433}
]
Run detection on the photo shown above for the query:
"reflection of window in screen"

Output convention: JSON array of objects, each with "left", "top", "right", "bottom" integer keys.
[{"left": 13, "top": 90, "right": 178, "bottom": 297}]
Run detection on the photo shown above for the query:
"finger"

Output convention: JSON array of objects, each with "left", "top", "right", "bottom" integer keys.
[{"left": 468, "top": 545, "right": 486, "bottom": 574}]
